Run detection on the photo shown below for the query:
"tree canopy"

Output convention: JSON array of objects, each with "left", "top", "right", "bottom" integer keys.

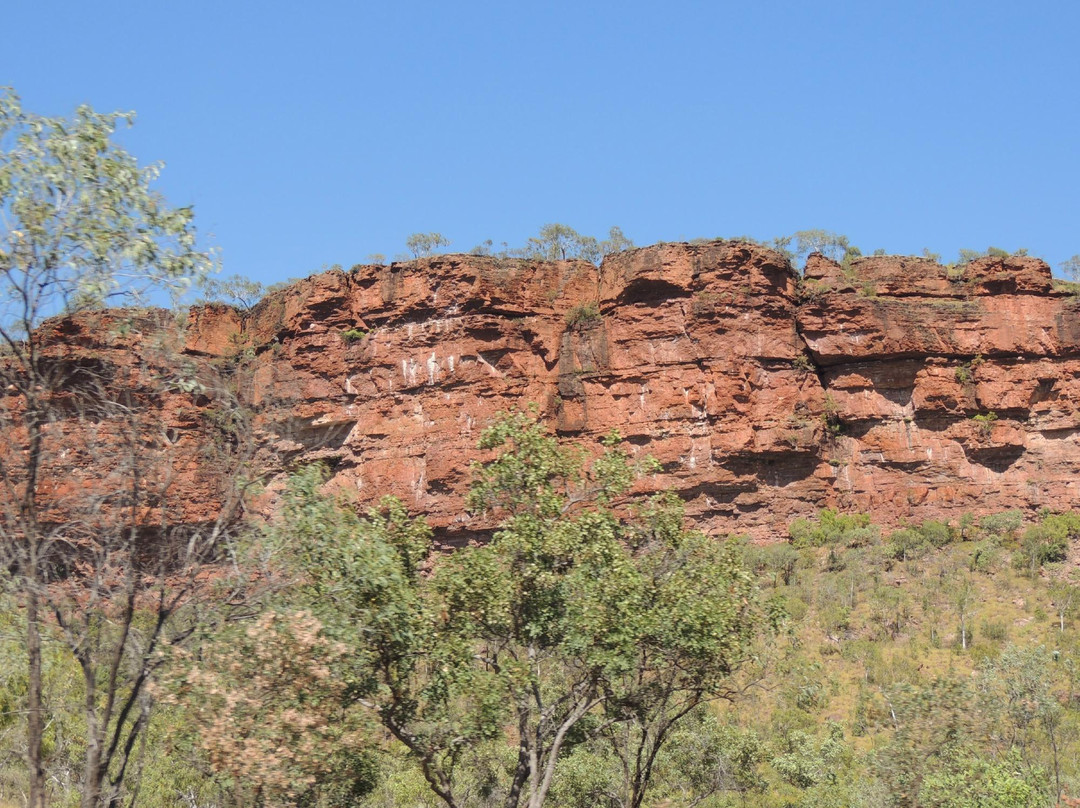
[{"left": 273, "top": 411, "right": 759, "bottom": 808}]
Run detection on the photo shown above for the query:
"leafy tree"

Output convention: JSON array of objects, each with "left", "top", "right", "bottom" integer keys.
[
  {"left": 0, "top": 88, "right": 249, "bottom": 808},
  {"left": 1015, "top": 512, "right": 1079, "bottom": 574},
  {"left": 876, "top": 678, "right": 982, "bottom": 807},
  {"left": 598, "top": 226, "right": 634, "bottom": 256},
  {"left": 591, "top": 491, "right": 760, "bottom": 808},
  {"left": 519, "top": 224, "right": 601, "bottom": 263},
  {"left": 888, "top": 528, "right": 929, "bottom": 563},
  {"left": 772, "top": 230, "right": 861, "bottom": 270},
  {"left": 788, "top": 509, "right": 878, "bottom": 549},
  {"left": 406, "top": 232, "right": 451, "bottom": 258},
  {"left": 199, "top": 273, "right": 265, "bottom": 310},
  {"left": 979, "top": 645, "right": 1063, "bottom": 800},
  {"left": 1060, "top": 255, "right": 1080, "bottom": 282},
  {"left": 957, "top": 246, "right": 1012, "bottom": 264},
  {"left": 978, "top": 510, "right": 1024, "bottom": 542},
  {"left": 1050, "top": 576, "right": 1080, "bottom": 633},
  {"left": 279, "top": 411, "right": 759, "bottom": 808},
  {"left": 951, "top": 573, "right": 976, "bottom": 651},
  {"left": 166, "top": 610, "right": 375, "bottom": 806},
  {"left": 919, "top": 751, "right": 1045, "bottom": 808}
]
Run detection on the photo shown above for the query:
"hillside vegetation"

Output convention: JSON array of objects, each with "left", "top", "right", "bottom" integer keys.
[{"left": 4, "top": 419, "right": 1080, "bottom": 808}]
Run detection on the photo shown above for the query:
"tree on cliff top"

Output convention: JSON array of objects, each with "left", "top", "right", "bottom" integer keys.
[
  {"left": 518, "top": 223, "right": 634, "bottom": 263},
  {"left": 773, "top": 229, "right": 860, "bottom": 271},
  {"left": 0, "top": 88, "right": 249, "bottom": 808}
]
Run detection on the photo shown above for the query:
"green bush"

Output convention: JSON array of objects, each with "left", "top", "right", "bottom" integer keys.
[
  {"left": 1014, "top": 512, "right": 1079, "bottom": 572},
  {"left": 979, "top": 510, "right": 1024, "bottom": 541},
  {"left": 789, "top": 509, "right": 879, "bottom": 549},
  {"left": 972, "top": 411, "right": 998, "bottom": 436},
  {"left": 564, "top": 303, "right": 601, "bottom": 328}
]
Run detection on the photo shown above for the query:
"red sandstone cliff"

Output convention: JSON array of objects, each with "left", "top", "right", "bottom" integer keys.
[{"left": 127, "top": 242, "right": 1080, "bottom": 541}]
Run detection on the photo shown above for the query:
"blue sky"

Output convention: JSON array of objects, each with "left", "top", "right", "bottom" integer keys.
[{"left": 5, "top": 1, "right": 1079, "bottom": 284}]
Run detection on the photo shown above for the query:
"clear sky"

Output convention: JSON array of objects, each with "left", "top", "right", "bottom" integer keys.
[{"left": 4, "top": 0, "right": 1079, "bottom": 284}]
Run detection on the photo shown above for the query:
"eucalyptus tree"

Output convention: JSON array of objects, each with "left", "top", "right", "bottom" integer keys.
[
  {"left": 280, "top": 410, "right": 759, "bottom": 808},
  {"left": 405, "top": 232, "right": 451, "bottom": 258},
  {"left": 0, "top": 88, "right": 248, "bottom": 808}
]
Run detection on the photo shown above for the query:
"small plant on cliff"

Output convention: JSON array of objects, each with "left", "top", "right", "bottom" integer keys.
[
  {"left": 972, "top": 411, "right": 998, "bottom": 436},
  {"left": 565, "top": 302, "right": 602, "bottom": 328},
  {"left": 821, "top": 393, "right": 843, "bottom": 436},
  {"left": 795, "top": 277, "right": 829, "bottom": 304},
  {"left": 340, "top": 327, "right": 367, "bottom": 342},
  {"left": 954, "top": 355, "right": 985, "bottom": 385}
]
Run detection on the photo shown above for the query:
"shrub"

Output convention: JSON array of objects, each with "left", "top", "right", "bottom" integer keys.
[
  {"left": 789, "top": 509, "right": 879, "bottom": 549},
  {"left": 888, "top": 528, "right": 929, "bottom": 562},
  {"left": 954, "top": 355, "right": 984, "bottom": 385},
  {"left": 979, "top": 510, "right": 1024, "bottom": 541},
  {"left": 972, "top": 411, "right": 998, "bottom": 436},
  {"left": 341, "top": 328, "right": 367, "bottom": 342},
  {"left": 918, "top": 520, "right": 956, "bottom": 548},
  {"left": 1014, "top": 512, "right": 1079, "bottom": 573},
  {"left": 980, "top": 619, "right": 1009, "bottom": 644},
  {"left": 564, "top": 303, "right": 601, "bottom": 328}
]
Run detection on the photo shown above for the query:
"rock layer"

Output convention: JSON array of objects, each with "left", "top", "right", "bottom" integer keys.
[{"left": 43, "top": 242, "right": 1068, "bottom": 543}]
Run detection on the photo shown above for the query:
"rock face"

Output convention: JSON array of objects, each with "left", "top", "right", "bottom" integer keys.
[{"left": 171, "top": 243, "right": 1080, "bottom": 540}]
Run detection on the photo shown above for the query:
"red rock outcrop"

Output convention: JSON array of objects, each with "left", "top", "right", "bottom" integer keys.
[
  {"left": 166, "top": 241, "right": 1080, "bottom": 542},
  {"left": 33, "top": 241, "right": 1080, "bottom": 543}
]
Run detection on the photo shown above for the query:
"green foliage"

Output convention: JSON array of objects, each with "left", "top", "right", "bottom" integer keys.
[
  {"left": 954, "top": 355, "right": 984, "bottom": 385},
  {"left": 1060, "top": 254, "right": 1080, "bottom": 283},
  {"left": 979, "top": 509, "right": 1025, "bottom": 541},
  {"left": 771, "top": 723, "right": 849, "bottom": 789},
  {"left": 564, "top": 302, "right": 602, "bottom": 328},
  {"left": 405, "top": 232, "right": 451, "bottom": 258},
  {"left": 599, "top": 225, "right": 635, "bottom": 256},
  {"left": 971, "top": 411, "right": 998, "bottom": 435},
  {"left": 1015, "top": 512, "right": 1080, "bottom": 573},
  {"left": 199, "top": 273, "right": 264, "bottom": 310},
  {"left": 0, "top": 87, "right": 214, "bottom": 326},
  {"left": 340, "top": 327, "right": 367, "bottom": 341},
  {"left": 789, "top": 509, "right": 879, "bottom": 549},
  {"left": 0, "top": 88, "right": 242, "bottom": 808},
  {"left": 513, "top": 223, "right": 635, "bottom": 264},
  {"left": 470, "top": 226, "right": 633, "bottom": 264},
  {"left": 920, "top": 751, "right": 1045, "bottom": 808},
  {"left": 275, "top": 412, "right": 758, "bottom": 808},
  {"left": 772, "top": 230, "right": 861, "bottom": 272},
  {"left": 957, "top": 246, "right": 1013, "bottom": 264},
  {"left": 521, "top": 223, "right": 601, "bottom": 262}
]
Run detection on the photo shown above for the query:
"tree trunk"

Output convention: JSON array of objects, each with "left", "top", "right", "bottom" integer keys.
[
  {"left": 80, "top": 737, "right": 103, "bottom": 808},
  {"left": 26, "top": 588, "right": 46, "bottom": 808}
]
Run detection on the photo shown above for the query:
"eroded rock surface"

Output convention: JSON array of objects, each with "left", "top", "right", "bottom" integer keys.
[{"left": 50, "top": 242, "right": 1080, "bottom": 542}]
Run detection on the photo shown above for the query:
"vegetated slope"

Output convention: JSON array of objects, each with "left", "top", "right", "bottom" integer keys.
[{"left": 176, "top": 241, "right": 1080, "bottom": 543}]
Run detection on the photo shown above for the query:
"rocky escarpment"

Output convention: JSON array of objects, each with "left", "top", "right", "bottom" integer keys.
[{"left": 173, "top": 242, "right": 1080, "bottom": 541}]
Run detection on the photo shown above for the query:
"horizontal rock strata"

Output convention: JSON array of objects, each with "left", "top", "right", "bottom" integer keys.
[{"left": 52, "top": 242, "right": 1080, "bottom": 543}]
